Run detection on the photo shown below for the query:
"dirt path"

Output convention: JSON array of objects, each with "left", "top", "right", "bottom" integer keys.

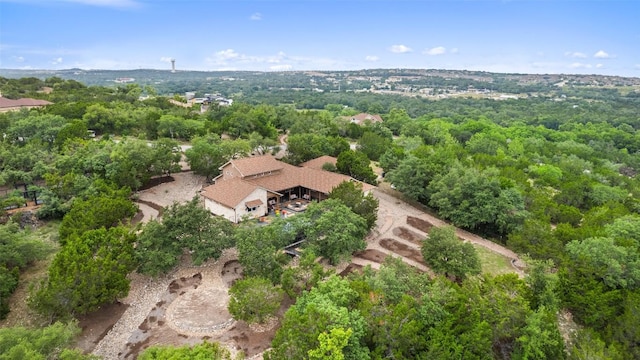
[
  {"left": 135, "top": 202, "right": 159, "bottom": 223},
  {"left": 370, "top": 188, "right": 525, "bottom": 275}
]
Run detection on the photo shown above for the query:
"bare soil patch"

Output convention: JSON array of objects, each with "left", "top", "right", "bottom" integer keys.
[
  {"left": 221, "top": 260, "right": 243, "bottom": 287},
  {"left": 123, "top": 274, "right": 205, "bottom": 358},
  {"left": 76, "top": 302, "right": 129, "bottom": 353},
  {"left": 407, "top": 216, "right": 433, "bottom": 233},
  {"left": 339, "top": 263, "right": 364, "bottom": 277},
  {"left": 379, "top": 238, "right": 425, "bottom": 265},
  {"left": 353, "top": 249, "right": 390, "bottom": 264},
  {"left": 392, "top": 226, "right": 424, "bottom": 245}
]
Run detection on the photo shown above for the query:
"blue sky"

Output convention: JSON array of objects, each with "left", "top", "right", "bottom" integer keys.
[{"left": 1, "top": 0, "right": 638, "bottom": 76}]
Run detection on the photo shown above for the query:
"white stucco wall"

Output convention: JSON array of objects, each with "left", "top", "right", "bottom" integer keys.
[
  {"left": 204, "top": 198, "right": 237, "bottom": 223},
  {"left": 203, "top": 188, "right": 268, "bottom": 223},
  {"left": 234, "top": 188, "right": 268, "bottom": 222}
]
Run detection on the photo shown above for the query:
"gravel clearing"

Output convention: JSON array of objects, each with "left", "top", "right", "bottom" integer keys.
[{"left": 137, "top": 171, "right": 206, "bottom": 209}]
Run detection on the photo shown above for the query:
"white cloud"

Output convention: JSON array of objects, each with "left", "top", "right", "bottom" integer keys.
[
  {"left": 594, "top": 50, "right": 611, "bottom": 59},
  {"left": 250, "top": 12, "right": 262, "bottom": 20},
  {"left": 12, "top": 56, "right": 25, "bottom": 63},
  {"left": 450, "top": 48, "right": 459, "bottom": 54},
  {"left": 423, "top": 46, "right": 446, "bottom": 56},
  {"left": 365, "top": 55, "right": 379, "bottom": 62},
  {"left": 596, "top": 63, "right": 603, "bottom": 68},
  {"left": 635, "top": 64, "right": 640, "bottom": 69},
  {"left": 51, "top": 57, "right": 63, "bottom": 65},
  {"left": 270, "top": 64, "right": 292, "bottom": 71},
  {"left": 569, "top": 62, "right": 592, "bottom": 69},
  {"left": 216, "top": 49, "right": 241, "bottom": 60},
  {"left": 389, "top": 44, "right": 412, "bottom": 54},
  {"left": 565, "top": 51, "right": 587, "bottom": 58},
  {"left": 160, "top": 57, "right": 173, "bottom": 63},
  {"left": 205, "top": 49, "right": 342, "bottom": 71},
  {"left": 206, "top": 49, "right": 289, "bottom": 69}
]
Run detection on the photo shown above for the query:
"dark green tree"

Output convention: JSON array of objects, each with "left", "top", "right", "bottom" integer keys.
[
  {"left": 236, "top": 223, "right": 289, "bottom": 284},
  {"left": 336, "top": 150, "right": 377, "bottom": 184},
  {"left": 329, "top": 180, "right": 378, "bottom": 230},
  {"left": 303, "top": 199, "right": 368, "bottom": 265},
  {"left": 58, "top": 192, "right": 137, "bottom": 243},
  {"left": 428, "top": 163, "right": 526, "bottom": 235},
  {"left": 421, "top": 226, "right": 481, "bottom": 281},
  {"left": 357, "top": 131, "right": 391, "bottom": 161},
  {"left": 30, "top": 227, "right": 136, "bottom": 320},
  {"left": 136, "top": 197, "right": 235, "bottom": 276}
]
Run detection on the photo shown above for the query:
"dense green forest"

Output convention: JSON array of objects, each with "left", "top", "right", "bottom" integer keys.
[{"left": 1, "top": 74, "right": 639, "bottom": 359}]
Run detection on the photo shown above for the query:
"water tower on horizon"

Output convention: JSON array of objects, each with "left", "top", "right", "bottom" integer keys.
[{"left": 171, "top": 59, "right": 176, "bottom": 73}]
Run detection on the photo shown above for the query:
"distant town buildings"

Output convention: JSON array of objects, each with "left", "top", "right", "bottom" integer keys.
[{"left": 184, "top": 92, "right": 233, "bottom": 112}]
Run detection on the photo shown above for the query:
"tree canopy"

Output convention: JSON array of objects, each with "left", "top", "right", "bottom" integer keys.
[{"left": 421, "top": 226, "right": 481, "bottom": 281}]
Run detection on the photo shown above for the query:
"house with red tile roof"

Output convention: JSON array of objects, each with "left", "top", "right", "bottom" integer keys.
[
  {"left": 201, "top": 154, "right": 373, "bottom": 223},
  {"left": 0, "top": 96, "right": 52, "bottom": 112},
  {"left": 346, "top": 113, "right": 383, "bottom": 125},
  {"left": 299, "top": 155, "right": 337, "bottom": 170}
]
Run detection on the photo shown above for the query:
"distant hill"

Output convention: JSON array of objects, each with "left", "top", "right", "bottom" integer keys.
[{"left": 2, "top": 68, "right": 639, "bottom": 98}]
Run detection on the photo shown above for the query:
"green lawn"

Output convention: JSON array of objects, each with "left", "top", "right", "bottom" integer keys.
[{"left": 473, "top": 244, "right": 516, "bottom": 276}]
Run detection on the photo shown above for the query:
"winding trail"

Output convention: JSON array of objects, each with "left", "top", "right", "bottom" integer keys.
[{"left": 369, "top": 188, "right": 525, "bottom": 276}]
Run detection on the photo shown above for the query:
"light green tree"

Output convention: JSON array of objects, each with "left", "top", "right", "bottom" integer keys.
[
  {"left": 228, "top": 277, "right": 284, "bottom": 324},
  {"left": 138, "top": 341, "right": 234, "bottom": 360},
  {"left": 0, "top": 321, "right": 92, "bottom": 360},
  {"left": 308, "top": 327, "right": 353, "bottom": 360}
]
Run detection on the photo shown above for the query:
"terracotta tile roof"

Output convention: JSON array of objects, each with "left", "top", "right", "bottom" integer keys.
[
  {"left": 226, "top": 155, "right": 283, "bottom": 177},
  {"left": 246, "top": 160, "right": 356, "bottom": 194},
  {"left": 201, "top": 179, "right": 261, "bottom": 208},
  {"left": 203, "top": 156, "right": 374, "bottom": 208},
  {"left": 245, "top": 199, "right": 263, "bottom": 208},
  {"left": 0, "top": 97, "right": 52, "bottom": 109},
  {"left": 348, "top": 113, "right": 383, "bottom": 124},
  {"left": 299, "top": 155, "right": 337, "bottom": 170}
]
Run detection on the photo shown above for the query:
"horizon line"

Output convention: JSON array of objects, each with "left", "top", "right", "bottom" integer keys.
[{"left": 1, "top": 67, "right": 639, "bottom": 79}]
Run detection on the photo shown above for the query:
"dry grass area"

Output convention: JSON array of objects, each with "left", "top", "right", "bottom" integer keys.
[{"left": 473, "top": 244, "right": 515, "bottom": 276}]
